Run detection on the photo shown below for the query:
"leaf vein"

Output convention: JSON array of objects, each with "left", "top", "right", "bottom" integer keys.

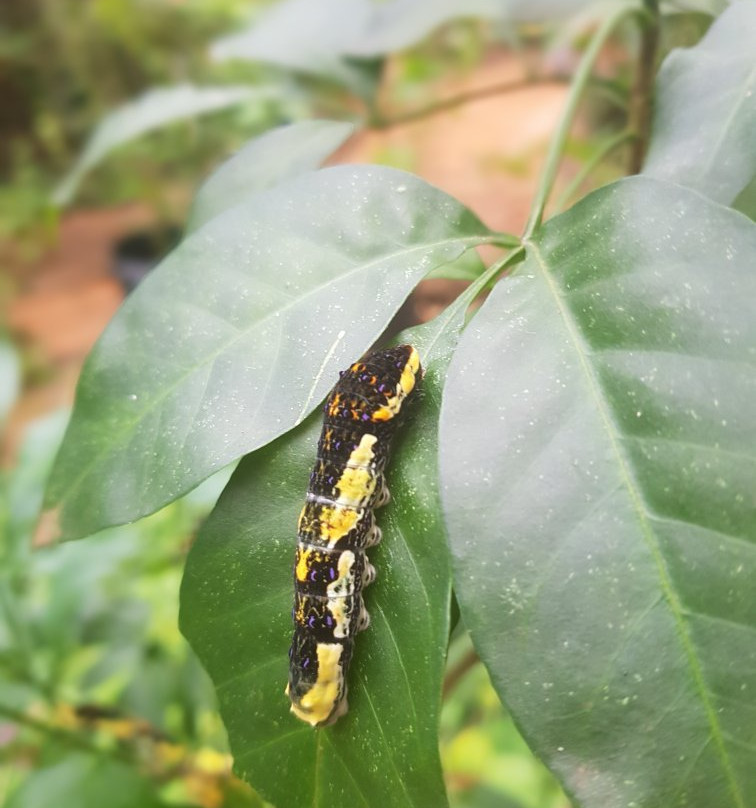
[{"left": 527, "top": 239, "right": 745, "bottom": 808}]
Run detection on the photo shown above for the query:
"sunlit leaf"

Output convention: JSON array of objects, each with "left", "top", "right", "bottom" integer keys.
[
  {"left": 440, "top": 177, "right": 756, "bottom": 808},
  {"left": 45, "top": 165, "right": 493, "bottom": 539},
  {"left": 643, "top": 2, "right": 756, "bottom": 205}
]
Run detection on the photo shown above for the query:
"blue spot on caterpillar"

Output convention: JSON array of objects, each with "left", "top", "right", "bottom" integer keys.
[{"left": 285, "top": 344, "right": 422, "bottom": 726}]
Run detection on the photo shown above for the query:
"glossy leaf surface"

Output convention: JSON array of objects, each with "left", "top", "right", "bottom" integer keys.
[
  {"left": 186, "top": 121, "right": 354, "bottom": 232},
  {"left": 643, "top": 2, "right": 756, "bottom": 205},
  {"left": 180, "top": 294, "right": 476, "bottom": 807},
  {"left": 440, "top": 177, "right": 756, "bottom": 808},
  {"left": 53, "top": 84, "right": 269, "bottom": 205},
  {"left": 45, "top": 165, "right": 491, "bottom": 539}
]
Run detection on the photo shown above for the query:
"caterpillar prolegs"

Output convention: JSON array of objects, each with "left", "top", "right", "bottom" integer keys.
[{"left": 286, "top": 344, "right": 422, "bottom": 726}]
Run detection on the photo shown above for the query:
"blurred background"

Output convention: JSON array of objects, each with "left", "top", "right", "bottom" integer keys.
[{"left": 0, "top": 1, "right": 710, "bottom": 805}]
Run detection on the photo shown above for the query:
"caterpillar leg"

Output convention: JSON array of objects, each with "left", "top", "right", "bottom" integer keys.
[
  {"left": 374, "top": 477, "right": 391, "bottom": 507},
  {"left": 356, "top": 600, "right": 371, "bottom": 632},
  {"left": 364, "top": 520, "right": 382, "bottom": 547},
  {"left": 362, "top": 561, "right": 376, "bottom": 586}
]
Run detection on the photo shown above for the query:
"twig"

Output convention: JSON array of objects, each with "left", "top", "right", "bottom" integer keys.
[
  {"left": 0, "top": 702, "right": 132, "bottom": 762},
  {"left": 442, "top": 648, "right": 481, "bottom": 699},
  {"left": 553, "top": 129, "right": 638, "bottom": 213},
  {"left": 523, "top": 2, "right": 639, "bottom": 239},
  {"left": 628, "top": 0, "right": 660, "bottom": 173},
  {"left": 371, "top": 76, "right": 563, "bottom": 129}
]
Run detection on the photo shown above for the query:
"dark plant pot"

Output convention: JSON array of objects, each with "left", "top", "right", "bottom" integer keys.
[{"left": 112, "top": 225, "right": 182, "bottom": 293}]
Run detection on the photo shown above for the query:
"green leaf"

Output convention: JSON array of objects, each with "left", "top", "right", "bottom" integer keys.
[
  {"left": 186, "top": 120, "right": 355, "bottom": 233},
  {"left": 660, "top": 0, "right": 731, "bottom": 14},
  {"left": 732, "top": 174, "right": 756, "bottom": 221},
  {"left": 4, "top": 755, "right": 167, "bottom": 808},
  {"left": 179, "top": 279, "right": 483, "bottom": 807},
  {"left": 427, "top": 247, "right": 486, "bottom": 281},
  {"left": 643, "top": 3, "right": 756, "bottom": 205},
  {"left": 45, "top": 165, "right": 492, "bottom": 540},
  {"left": 52, "top": 84, "right": 271, "bottom": 205},
  {"left": 210, "top": 1, "right": 382, "bottom": 100},
  {"left": 3, "top": 410, "right": 69, "bottom": 557},
  {"left": 345, "top": 0, "right": 508, "bottom": 57},
  {"left": 440, "top": 177, "right": 756, "bottom": 808}
]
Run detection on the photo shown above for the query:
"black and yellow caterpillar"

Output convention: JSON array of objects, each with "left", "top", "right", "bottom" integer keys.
[{"left": 286, "top": 344, "right": 422, "bottom": 726}]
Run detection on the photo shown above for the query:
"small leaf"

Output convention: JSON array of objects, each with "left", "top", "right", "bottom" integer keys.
[
  {"left": 53, "top": 84, "right": 271, "bottom": 205},
  {"left": 345, "top": 0, "right": 508, "bottom": 57},
  {"left": 210, "top": 0, "right": 381, "bottom": 100},
  {"left": 45, "top": 165, "right": 492, "bottom": 539},
  {"left": 186, "top": 120, "right": 354, "bottom": 233},
  {"left": 440, "top": 177, "right": 756, "bottom": 808},
  {"left": 179, "top": 277, "right": 482, "bottom": 806},
  {"left": 643, "top": 3, "right": 756, "bottom": 205}
]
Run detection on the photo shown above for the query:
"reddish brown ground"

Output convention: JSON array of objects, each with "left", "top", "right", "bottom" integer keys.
[{"left": 4, "top": 52, "right": 573, "bottom": 454}]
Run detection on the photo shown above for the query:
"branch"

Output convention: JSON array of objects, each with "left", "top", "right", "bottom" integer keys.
[
  {"left": 0, "top": 702, "right": 132, "bottom": 762},
  {"left": 442, "top": 648, "right": 480, "bottom": 699},
  {"left": 371, "top": 76, "right": 564, "bottom": 129},
  {"left": 628, "top": 0, "right": 660, "bottom": 173}
]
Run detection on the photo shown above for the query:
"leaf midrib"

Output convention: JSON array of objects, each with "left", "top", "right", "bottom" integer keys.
[{"left": 526, "top": 238, "right": 745, "bottom": 808}]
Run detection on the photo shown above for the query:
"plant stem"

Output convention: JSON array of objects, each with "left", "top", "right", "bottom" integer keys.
[
  {"left": 442, "top": 648, "right": 480, "bottom": 699},
  {"left": 523, "top": 1, "right": 640, "bottom": 239},
  {"left": 628, "top": 0, "right": 660, "bottom": 173},
  {"left": 371, "top": 76, "right": 563, "bottom": 129},
  {"left": 0, "top": 702, "right": 132, "bottom": 762},
  {"left": 553, "top": 129, "right": 637, "bottom": 213}
]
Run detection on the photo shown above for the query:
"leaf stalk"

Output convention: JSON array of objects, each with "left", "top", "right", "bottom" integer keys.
[
  {"left": 523, "top": 1, "right": 641, "bottom": 239},
  {"left": 553, "top": 129, "right": 638, "bottom": 213},
  {"left": 628, "top": 0, "right": 661, "bottom": 173}
]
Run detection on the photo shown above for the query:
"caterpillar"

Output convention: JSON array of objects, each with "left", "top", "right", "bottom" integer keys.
[{"left": 285, "top": 344, "right": 422, "bottom": 727}]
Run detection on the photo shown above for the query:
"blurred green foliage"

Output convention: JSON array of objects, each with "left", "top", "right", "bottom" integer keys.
[
  {"left": 0, "top": 393, "right": 267, "bottom": 806},
  {"left": 0, "top": 0, "right": 272, "bottom": 247},
  {"left": 442, "top": 633, "right": 570, "bottom": 808}
]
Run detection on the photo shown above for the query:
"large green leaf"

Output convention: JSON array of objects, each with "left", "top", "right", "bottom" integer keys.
[
  {"left": 52, "top": 84, "right": 272, "bottom": 205},
  {"left": 180, "top": 289, "right": 478, "bottom": 807},
  {"left": 643, "top": 2, "right": 756, "bottom": 205},
  {"left": 186, "top": 120, "right": 355, "bottom": 233},
  {"left": 440, "top": 177, "right": 756, "bottom": 808},
  {"left": 45, "top": 165, "right": 493, "bottom": 540}
]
